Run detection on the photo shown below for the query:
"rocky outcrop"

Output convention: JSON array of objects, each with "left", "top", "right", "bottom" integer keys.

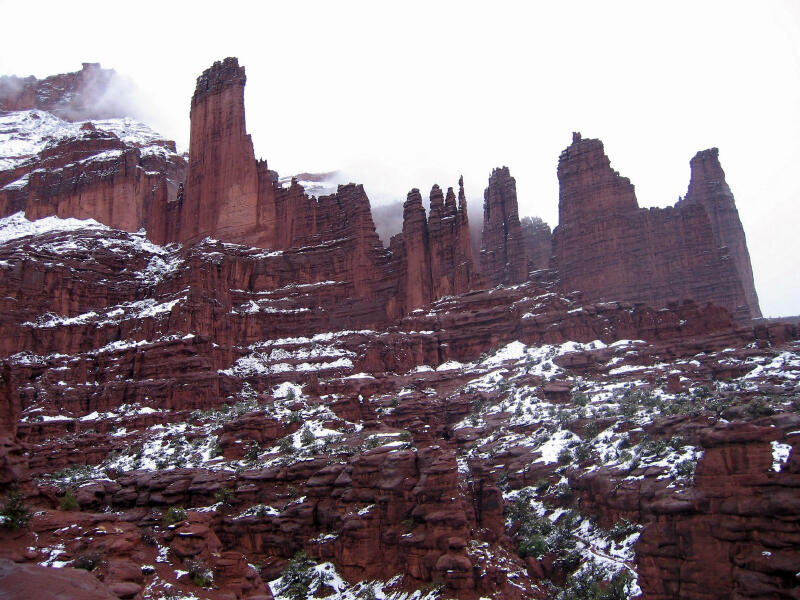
[
  {"left": 0, "top": 559, "right": 119, "bottom": 600},
  {"left": 0, "top": 63, "right": 125, "bottom": 121},
  {"left": 553, "top": 133, "right": 759, "bottom": 322},
  {"left": 678, "top": 148, "right": 761, "bottom": 318},
  {"left": 480, "top": 167, "right": 528, "bottom": 287},
  {"left": 0, "top": 120, "right": 184, "bottom": 244}
]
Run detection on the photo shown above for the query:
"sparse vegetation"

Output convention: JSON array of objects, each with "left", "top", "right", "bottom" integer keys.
[
  {"left": 59, "top": 488, "right": 79, "bottom": 511},
  {"left": 72, "top": 552, "right": 102, "bottom": 571},
  {"left": 0, "top": 488, "right": 31, "bottom": 530},
  {"left": 214, "top": 487, "right": 235, "bottom": 506},
  {"left": 187, "top": 558, "right": 213, "bottom": 587},
  {"left": 163, "top": 506, "right": 188, "bottom": 526},
  {"left": 276, "top": 551, "right": 316, "bottom": 600}
]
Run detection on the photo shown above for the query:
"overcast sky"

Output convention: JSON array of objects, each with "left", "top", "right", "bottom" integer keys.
[{"left": 1, "top": 1, "right": 798, "bottom": 317}]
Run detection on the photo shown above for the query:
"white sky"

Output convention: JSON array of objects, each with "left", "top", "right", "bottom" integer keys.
[{"left": 1, "top": 0, "right": 798, "bottom": 317}]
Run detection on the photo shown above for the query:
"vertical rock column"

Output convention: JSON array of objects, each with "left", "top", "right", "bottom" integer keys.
[
  {"left": 402, "top": 188, "right": 433, "bottom": 311},
  {"left": 678, "top": 148, "right": 761, "bottom": 318},
  {"left": 479, "top": 167, "right": 528, "bottom": 287},
  {"left": 180, "top": 57, "right": 260, "bottom": 245}
]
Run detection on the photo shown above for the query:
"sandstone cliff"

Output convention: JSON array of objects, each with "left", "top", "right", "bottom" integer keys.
[
  {"left": 0, "top": 63, "right": 125, "bottom": 121},
  {"left": 678, "top": 148, "right": 761, "bottom": 318},
  {"left": 553, "top": 132, "right": 759, "bottom": 322}
]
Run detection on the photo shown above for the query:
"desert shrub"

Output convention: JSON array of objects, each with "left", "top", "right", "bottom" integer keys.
[
  {"left": 534, "top": 478, "right": 550, "bottom": 493},
  {"left": 279, "top": 436, "right": 296, "bottom": 455},
  {"left": 609, "top": 518, "right": 639, "bottom": 542},
  {"left": 59, "top": 488, "right": 79, "bottom": 511},
  {"left": 0, "top": 489, "right": 31, "bottom": 529},
  {"left": 558, "top": 447, "right": 574, "bottom": 465},
  {"left": 638, "top": 436, "right": 668, "bottom": 458},
  {"left": 163, "top": 506, "right": 188, "bottom": 526},
  {"left": 72, "top": 552, "right": 102, "bottom": 571},
  {"left": 675, "top": 458, "right": 697, "bottom": 480},
  {"left": 583, "top": 422, "right": 599, "bottom": 439},
  {"left": 553, "top": 482, "right": 574, "bottom": 502},
  {"left": 562, "top": 560, "right": 635, "bottom": 600},
  {"left": 574, "top": 442, "right": 593, "bottom": 463},
  {"left": 140, "top": 526, "right": 157, "bottom": 545},
  {"left": 187, "top": 558, "right": 213, "bottom": 587},
  {"left": 572, "top": 390, "right": 589, "bottom": 406},
  {"left": 243, "top": 441, "right": 261, "bottom": 463},
  {"left": 300, "top": 427, "right": 315, "bottom": 446},
  {"left": 519, "top": 533, "right": 549, "bottom": 558},
  {"left": 276, "top": 551, "right": 316, "bottom": 600},
  {"left": 214, "top": 487, "right": 235, "bottom": 506},
  {"left": 745, "top": 398, "right": 775, "bottom": 418}
]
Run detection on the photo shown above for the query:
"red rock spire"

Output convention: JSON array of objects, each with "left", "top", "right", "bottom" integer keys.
[
  {"left": 480, "top": 167, "right": 528, "bottom": 287},
  {"left": 679, "top": 148, "right": 761, "bottom": 317},
  {"left": 180, "top": 57, "right": 260, "bottom": 245}
]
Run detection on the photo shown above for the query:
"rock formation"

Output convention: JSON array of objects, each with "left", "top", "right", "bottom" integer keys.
[
  {"left": 678, "top": 148, "right": 761, "bottom": 317},
  {"left": 520, "top": 216, "right": 552, "bottom": 273},
  {"left": 0, "top": 60, "right": 792, "bottom": 600},
  {"left": 179, "top": 58, "right": 266, "bottom": 247},
  {"left": 0, "top": 63, "right": 126, "bottom": 121},
  {"left": 480, "top": 167, "right": 528, "bottom": 287},
  {"left": 553, "top": 132, "right": 759, "bottom": 322}
]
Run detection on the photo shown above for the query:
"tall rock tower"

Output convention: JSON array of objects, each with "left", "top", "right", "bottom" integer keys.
[
  {"left": 180, "top": 58, "right": 261, "bottom": 245},
  {"left": 678, "top": 148, "right": 761, "bottom": 318},
  {"left": 480, "top": 167, "right": 528, "bottom": 287}
]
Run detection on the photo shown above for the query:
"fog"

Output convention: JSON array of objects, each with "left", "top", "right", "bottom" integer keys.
[{"left": 0, "top": 0, "right": 798, "bottom": 317}]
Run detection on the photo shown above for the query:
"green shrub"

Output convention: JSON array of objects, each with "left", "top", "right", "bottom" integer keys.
[
  {"left": 609, "top": 518, "right": 639, "bottom": 542},
  {"left": 745, "top": 398, "right": 775, "bottom": 418},
  {"left": 187, "top": 558, "right": 212, "bottom": 587},
  {"left": 163, "top": 506, "right": 188, "bottom": 526},
  {"left": 558, "top": 448, "right": 573, "bottom": 465},
  {"left": 574, "top": 442, "right": 593, "bottom": 463},
  {"left": 59, "top": 489, "right": 79, "bottom": 511},
  {"left": 0, "top": 489, "right": 31, "bottom": 529},
  {"left": 244, "top": 442, "right": 261, "bottom": 462},
  {"left": 300, "top": 427, "right": 315, "bottom": 446},
  {"left": 279, "top": 436, "right": 296, "bottom": 455},
  {"left": 214, "top": 487, "right": 235, "bottom": 506},
  {"left": 276, "top": 551, "right": 316, "bottom": 600},
  {"left": 675, "top": 458, "right": 696, "bottom": 480},
  {"left": 519, "top": 533, "right": 549, "bottom": 558}
]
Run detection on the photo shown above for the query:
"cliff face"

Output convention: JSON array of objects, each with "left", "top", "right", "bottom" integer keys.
[
  {"left": 480, "top": 167, "right": 528, "bottom": 287},
  {"left": 0, "top": 59, "right": 795, "bottom": 600},
  {"left": 553, "top": 133, "right": 759, "bottom": 322},
  {"left": 0, "top": 63, "right": 125, "bottom": 121},
  {"left": 0, "top": 117, "right": 184, "bottom": 245},
  {"left": 678, "top": 148, "right": 761, "bottom": 318}
]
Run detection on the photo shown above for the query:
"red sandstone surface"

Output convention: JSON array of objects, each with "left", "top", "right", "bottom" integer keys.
[{"left": 0, "top": 59, "right": 794, "bottom": 600}]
